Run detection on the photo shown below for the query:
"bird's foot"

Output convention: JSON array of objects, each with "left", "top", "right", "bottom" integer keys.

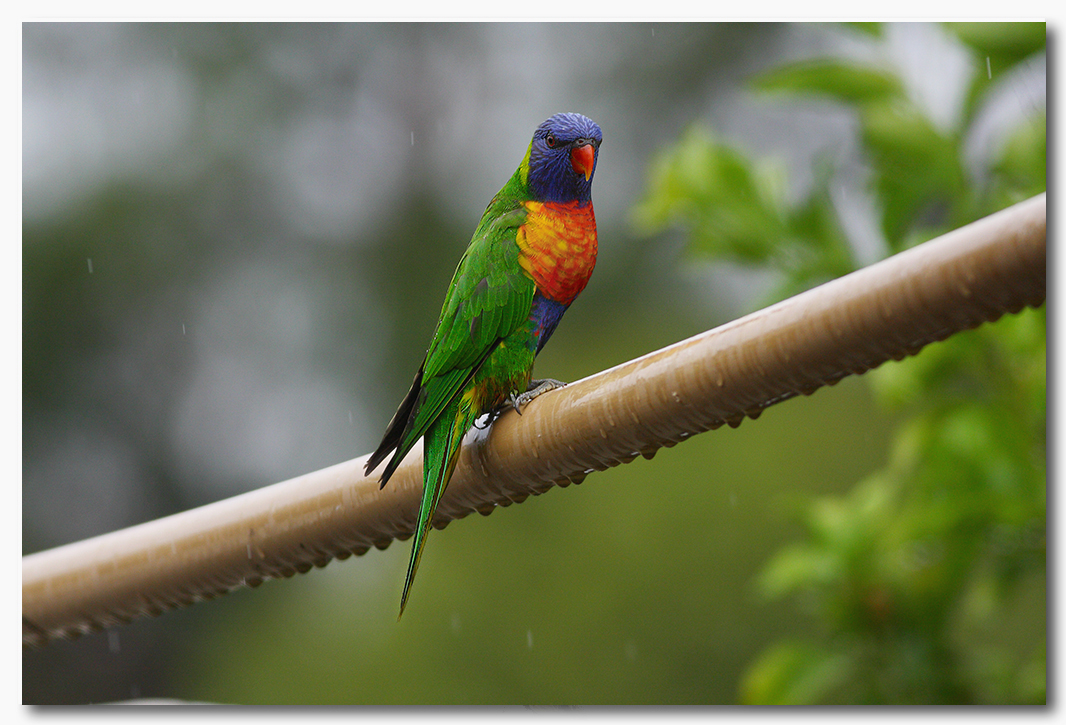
[{"left": 508, "top": 378, "right": 567, "bottom": 415}]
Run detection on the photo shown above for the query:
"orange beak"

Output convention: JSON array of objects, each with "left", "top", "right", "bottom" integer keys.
[{"left": 570, "top": 142, "right": 595, "bottom": 181}]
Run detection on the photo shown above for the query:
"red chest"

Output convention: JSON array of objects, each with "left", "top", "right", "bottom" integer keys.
[{"left": 516, "top": 200, "right": 598, "bottom": 305}]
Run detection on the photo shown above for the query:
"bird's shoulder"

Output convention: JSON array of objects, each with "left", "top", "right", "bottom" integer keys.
[{"left": 422, "top": 190, "right": 536, "bottom": 379}]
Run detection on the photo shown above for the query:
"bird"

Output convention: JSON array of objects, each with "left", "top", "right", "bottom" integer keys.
[{"left": 364, "top": 112, "right": 602, "bottom": 617}]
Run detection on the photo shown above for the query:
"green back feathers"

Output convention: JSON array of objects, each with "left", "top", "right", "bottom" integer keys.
[{"left": 424, "top": 203, "right": 533, "bottom": 378}]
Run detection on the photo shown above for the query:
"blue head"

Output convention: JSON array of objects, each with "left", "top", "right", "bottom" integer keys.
[{"left": 526, "top": 112, "right": 602, "bottom": 204}]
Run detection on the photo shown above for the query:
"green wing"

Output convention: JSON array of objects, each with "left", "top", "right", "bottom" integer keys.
[
  {"left": 365, "top": 202, "right": 535, "bottom": 484},
  {"left": 425, "top": 207, "right": 532, "bottom": 375}
]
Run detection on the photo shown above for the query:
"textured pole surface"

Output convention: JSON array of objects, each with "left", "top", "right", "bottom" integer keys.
[{"left": 23, "top": 194, "right": 1046, "bottom": 648}]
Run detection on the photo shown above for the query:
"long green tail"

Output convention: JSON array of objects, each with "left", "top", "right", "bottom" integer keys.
[{"left": 398, "top": 389, "right": 478, "bottom": 619}]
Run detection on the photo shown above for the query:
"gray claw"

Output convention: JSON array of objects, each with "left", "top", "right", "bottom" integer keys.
[{"left": 511, "top": 378, "right": 567, "bottom": 415}]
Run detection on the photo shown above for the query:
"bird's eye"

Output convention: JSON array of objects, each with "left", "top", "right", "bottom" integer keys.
[{"left": 545, "top": 133, "right": 558, "bottom": 148}]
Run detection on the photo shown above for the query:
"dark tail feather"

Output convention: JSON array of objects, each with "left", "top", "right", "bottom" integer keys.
[{"left": 364, "top": 362, "right": 424, "bottom": 487}]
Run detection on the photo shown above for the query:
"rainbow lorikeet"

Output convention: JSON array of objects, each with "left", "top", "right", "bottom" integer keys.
[{"left": 365, "top": 112, "right": 602, "bottom": 617}]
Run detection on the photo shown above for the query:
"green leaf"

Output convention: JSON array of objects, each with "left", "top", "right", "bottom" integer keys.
[
  {"left": 844, "top": 22, "right": 883, "bottom": 38},
  {"left": 859, "top": 99, "right": 964, "bottom": 246},
  {"left": 632, "top": 124, "right": 859, "bottom": 302},
  {"left": 758, "top": 544, "right": 841, "bottom": 599},
  {"left": 785, "top": 172, "right": 856, "bottom": 277},
  {"left": 946, "top": 22, "right": 1046, "bottom": 73},
  {"left": 740, "top": 642, "right": 851, "bottom": 705},
  {"left": 992, "top": 113, "right": 1047, "bottom": 200},
  {"left": 752, "top": 58, "right": 905, "bottom": 106},
  {"left": 631, "top": 126, "right": 789, "bottom": 265},
  {"left": 949, "top": 22, "right": 1045, "bottom": 130}
]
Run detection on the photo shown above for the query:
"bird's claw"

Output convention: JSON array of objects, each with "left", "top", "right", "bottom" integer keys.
[
  {"left": 509, "top": 378, "right": 567, "bottom": 415},
  {"left": 483, "top": 379, "right": 567, "bottom": 424}
]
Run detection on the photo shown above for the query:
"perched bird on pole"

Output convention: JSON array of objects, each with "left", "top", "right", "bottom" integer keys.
[{"left": 365, "top": 112, "right": 603, "bottom": 617}]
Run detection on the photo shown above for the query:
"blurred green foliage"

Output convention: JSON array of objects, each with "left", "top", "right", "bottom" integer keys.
[
  {"left": 632, "top": 124, "right": 856, "bottom": 301},
  {"left": 633, "top": 22, "right": 1045, "bottom": 705}
]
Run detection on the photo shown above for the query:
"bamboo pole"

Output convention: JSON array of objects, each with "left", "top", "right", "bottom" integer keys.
[{"left": 22, "top": 194, "right": 1046, "bottom": 648}]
